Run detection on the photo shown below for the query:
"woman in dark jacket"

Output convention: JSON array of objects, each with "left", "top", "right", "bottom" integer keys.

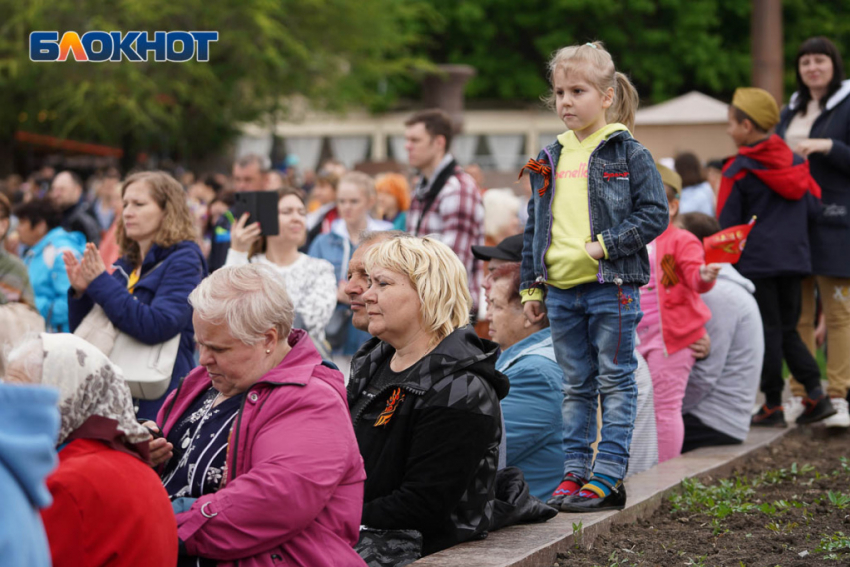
[
  {"left": 347, "top": 236, "right": 509, "bottom": 559},
  {"left": 776, "top": 36, "right": 850, "bottom": 427},
  {"left": 65, "top": 171, "right": 207, "bottom": 420}
]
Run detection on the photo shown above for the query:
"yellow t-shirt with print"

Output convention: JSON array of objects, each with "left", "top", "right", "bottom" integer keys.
[{"left": 523, "top": 123, "right": 628, "bottom": 303}]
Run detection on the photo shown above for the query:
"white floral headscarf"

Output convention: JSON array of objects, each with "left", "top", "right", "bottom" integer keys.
[{"left": 39, "top": 333, "right": 151, "bottom": 457}]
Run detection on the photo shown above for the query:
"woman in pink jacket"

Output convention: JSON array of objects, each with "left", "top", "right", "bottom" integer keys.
[
  {"left": 145, "top": 263, "right": 367, "bottom": 567},
  {"left": 638, "top": 165, "right": 721, "bottom": 463}
]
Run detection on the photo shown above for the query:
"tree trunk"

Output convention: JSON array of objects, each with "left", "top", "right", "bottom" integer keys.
[{"left": 751, "top": 0, "right": 784, "bottom": 105}]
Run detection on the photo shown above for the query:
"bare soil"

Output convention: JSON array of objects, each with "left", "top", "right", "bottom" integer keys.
[{"left": 555, "top": 428, "right": 850, "bottom": 567}]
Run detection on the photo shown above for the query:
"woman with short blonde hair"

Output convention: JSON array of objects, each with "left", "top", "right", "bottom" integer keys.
[
  {"left": 65, "top": 171, "right": 207, "bottom": 419},
  {"left": 348, "top": 236, "right": 508, "bottom": 560},
  {"left": 364, "top": 236, "right": 470, "bottom": 346},
  {"left": 146, "top": 264, "right": 366, "bottom": 567}
]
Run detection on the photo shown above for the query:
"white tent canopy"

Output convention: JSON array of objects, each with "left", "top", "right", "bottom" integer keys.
[{"left": 635, "top": 91, "right": 729, "bottom": 126}]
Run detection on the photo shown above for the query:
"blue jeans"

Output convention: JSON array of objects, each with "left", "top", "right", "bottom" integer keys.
[{"left": 546, "top": 282, "right": 642, "bottom": 480}]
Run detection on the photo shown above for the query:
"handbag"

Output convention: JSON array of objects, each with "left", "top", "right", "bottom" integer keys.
[
  {"left": 74, "top": 303, "right": 179, "bottom": 400},
  {"left": 354, "top": 528, "right": 422, "bottom": 567},
  {"left": 111, "top": 330, "right": 180, "bottom": 400},
  {"left": 491, "top": 467, "right": 558, "bottom": 532},
  {"left": 73, "top": 303, "right": 117, "bottom": 355},
  {"left": 72, "top": 260, "right": 179, "bottom": 400}
]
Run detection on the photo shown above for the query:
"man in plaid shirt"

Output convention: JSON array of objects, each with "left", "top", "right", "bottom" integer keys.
[{"left": 405, "top": 109, "right": 484, "bottom": 312}]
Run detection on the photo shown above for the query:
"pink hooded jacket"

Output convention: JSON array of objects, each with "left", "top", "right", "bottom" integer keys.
[
  {"left": 651, "top": 225, "right": 716, "bottom": 355},
  {"left": 157, "top": 329, "right": 367, "bottom": 567}
]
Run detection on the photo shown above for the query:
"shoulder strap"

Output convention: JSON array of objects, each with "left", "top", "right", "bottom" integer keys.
[{"left": 414, "top": 159, "right": 458, "bottom": 236}]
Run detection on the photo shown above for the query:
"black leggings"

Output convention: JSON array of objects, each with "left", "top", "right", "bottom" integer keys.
[{"left": 750, "top": 275, "right": 822, "bottom": 407}]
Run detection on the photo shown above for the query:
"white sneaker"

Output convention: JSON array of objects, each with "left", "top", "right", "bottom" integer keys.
[
  {"left": 784, "top": 396, "right": 805, "bottom": 423},
  {"left": 823, "top": 398, "right": 850, "bottom": 428}
]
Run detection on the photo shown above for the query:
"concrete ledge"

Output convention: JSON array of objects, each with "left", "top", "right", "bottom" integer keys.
[{"left": 412, "top": 427, "right": 790, "bottom": 567}]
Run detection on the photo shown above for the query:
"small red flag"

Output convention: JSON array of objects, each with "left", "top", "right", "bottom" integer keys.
[{"left": 704, "top": 217, "right": 756, "bottom": 264}]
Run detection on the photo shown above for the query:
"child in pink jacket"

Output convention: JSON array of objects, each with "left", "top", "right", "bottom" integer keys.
[{"left": 638, "top": 164, "right": 721, "bottom": 462}]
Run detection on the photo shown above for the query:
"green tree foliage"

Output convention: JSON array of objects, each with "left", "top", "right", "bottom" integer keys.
[
  {"left": 416, "top": 0, "right": 850, "bottom": 106},
  {"left": 0, "top": 0, "right": 430, "bottom": 166},
  {"left": 783, "top": 0, "right": 850, "bottom": 92}
]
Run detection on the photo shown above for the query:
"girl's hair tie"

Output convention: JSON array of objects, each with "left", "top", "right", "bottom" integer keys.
[{"left": 585, "top": 42, "right": 598, "bottom": 49}]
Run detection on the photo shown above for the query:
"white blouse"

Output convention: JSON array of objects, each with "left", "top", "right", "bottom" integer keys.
[
  {"left": 784, "top": 99, "right": 821, "bottom": 152},
  {"left": 225, "top": 249, "right": 337, "bottom": 343}
]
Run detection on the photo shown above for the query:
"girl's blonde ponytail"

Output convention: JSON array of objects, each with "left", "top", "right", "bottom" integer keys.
[{"left": 608, "top": 72, "right": 639, "bottom": 132}]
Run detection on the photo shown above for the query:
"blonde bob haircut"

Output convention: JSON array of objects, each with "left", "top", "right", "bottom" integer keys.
[
  {"left": 116, "top": 171, "right": 199, "bottom": 267},
  {"left": 189, "top": 263, "right": 295, "bottom": 346},
  {"left": 544, "top": 41, "right": 640, "bottom": 132},
  {"left": 364, "top": 236, "right": 470, "bottom": 346}
]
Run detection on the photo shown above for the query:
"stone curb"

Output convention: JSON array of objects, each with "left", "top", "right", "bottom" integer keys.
[{"left": 412, "top": 427, "right": 791, "bottom": 567}]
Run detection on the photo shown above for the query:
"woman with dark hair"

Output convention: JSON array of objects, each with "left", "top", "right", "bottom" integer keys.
[
  {"left": 225, "top": 187, "right": 336, "bottom": 350},
  {"left": 65, "top": 171, "right": 208, "bottom": 420},
  {"left": 674, "top": 152, "right": 715, "bottom": 216},
  {"left": 14, "top": 198, "right": 85, "bottom": 332},
  {"left": 776, "top": 36, "right": 850, "bottom": 428}
]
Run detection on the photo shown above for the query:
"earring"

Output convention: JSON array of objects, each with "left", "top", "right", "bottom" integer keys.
[{"left": 265, "top": 349, "right": 271, "bottom": 354}]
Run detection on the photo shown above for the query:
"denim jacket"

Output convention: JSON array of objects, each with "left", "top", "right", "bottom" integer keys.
[{"left": 520, "top": 130, "right": 668, "bottom": 293}]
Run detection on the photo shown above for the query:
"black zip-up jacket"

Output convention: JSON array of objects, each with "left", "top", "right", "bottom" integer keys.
[
  {"left": 776, "top": 80, "right": 850, "bottom": 278},
  {"left": 347, "top": 326, "right": 510, "bottom": 557}
]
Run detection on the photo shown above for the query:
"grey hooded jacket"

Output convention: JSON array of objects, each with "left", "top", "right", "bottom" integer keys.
[{"left": 682, "top": 264, "right": 764, "bottom": 441}]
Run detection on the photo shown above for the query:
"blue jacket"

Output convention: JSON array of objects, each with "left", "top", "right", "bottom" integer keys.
[
  {"left": 496, "top": 328, "right": 564, "bottom": 501},
  {"left": 24, "top": 227, "right": 86, "bottom": 332},
  {"left": 776, "top": 80, "right": 850, "bottom": 278},
  {"left": 521, "top": 131, "right": 668, "bottom": 293},
  {"left": 308, "top": 217, "right": 391, "bottom": 356},
  {"left": 0, "top": 384, "right": 60, "bottom": 567},
  {"left": 68, "top": 241, "right": 207, "bottom": 420}
]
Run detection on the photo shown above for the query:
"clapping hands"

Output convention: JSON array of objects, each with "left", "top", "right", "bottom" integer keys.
[{"left": 64, "top": 243, "right": 106, "bottom": 294}]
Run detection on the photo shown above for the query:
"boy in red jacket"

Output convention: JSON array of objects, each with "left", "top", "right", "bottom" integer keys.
[
  {"left": 637, "top": 164, "right": 720, "bottom": 462},
  {"left": 719, "top": 87, "right": 835, "bottom": 427}
]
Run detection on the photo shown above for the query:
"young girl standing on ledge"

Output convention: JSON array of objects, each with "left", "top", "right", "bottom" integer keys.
[{"left": 519, "top": 41, "right": 668, "bottom": 512}]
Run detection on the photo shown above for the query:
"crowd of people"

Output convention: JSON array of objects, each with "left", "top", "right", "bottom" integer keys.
[{"left": 1, "top": 34, "right": 848, "bottom": 566}]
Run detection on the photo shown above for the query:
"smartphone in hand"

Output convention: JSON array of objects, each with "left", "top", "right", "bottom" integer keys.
[{"left": 232, "top": 191, "right": 280, "bottom": 236}]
